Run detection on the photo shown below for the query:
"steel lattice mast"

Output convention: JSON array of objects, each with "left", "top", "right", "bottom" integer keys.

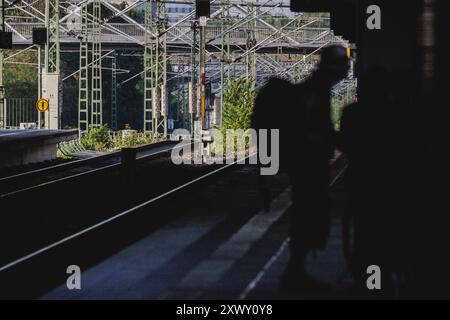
[
  {"left": 143, "top": 0, "right": 154, "bottom": 133},
  {"left": 154, "top": 0, "right": 168, "bottom": 136},
  {"left": 111, "top": 50, "right": 117, "bottom": 131},
  {"left": 45, "top": 0, "right": 60, "bottom": 75},
  {"left": 245, "top": 1, "right": 256, "bottom": 87},
  {"left": 143, "top": 0, "right": 168, "bottom": 136},
  {"left": 78, "top": 1, "right": 89, "bottom": 131},
  {"left": 91, "top": 0, "right": 102, "bottom": 127}
]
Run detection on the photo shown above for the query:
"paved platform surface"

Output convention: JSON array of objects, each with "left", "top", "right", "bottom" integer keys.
[
  {"left": 0, "top": 129, "right": 78, "bottom": 145},
  {"left": 41, "top": 176, "right": 350, "bottom": 300}
]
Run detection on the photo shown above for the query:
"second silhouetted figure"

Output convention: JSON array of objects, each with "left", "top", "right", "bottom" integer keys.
[{"left": 281, "top": 45, "right": 349, "bottom": 293}]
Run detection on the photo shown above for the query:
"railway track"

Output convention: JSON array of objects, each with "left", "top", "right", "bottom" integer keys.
[
  {"left": 0, "top": 147, "right": 346, "bottom": 299},
  {"left": 0, "top": 140, "right": 200, "bottom": 266},
  {"left": 0, "top": 150, "right": 268, "bottom": 298},
  {"left": 0, "top": 140, "right": 178, "bottom": 197}
]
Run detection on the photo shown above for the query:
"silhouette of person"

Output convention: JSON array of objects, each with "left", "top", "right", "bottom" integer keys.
[
  {"left": 251, "top": 77, "right": 295, "bottom": 211},
  {"left": 279, "top": 45, "right": 350, "bottom": 292},
  {"left": 251, "top": 46, "right": 349, "bottom": 293}
]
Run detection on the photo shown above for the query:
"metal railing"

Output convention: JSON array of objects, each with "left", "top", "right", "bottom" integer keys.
[{"left": 4, "top": 98, "right": 37, "bottom": 129}]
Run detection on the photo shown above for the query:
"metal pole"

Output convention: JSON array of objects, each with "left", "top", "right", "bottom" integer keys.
[
  {"left": 246, "top": 2, "right": 256, "bottom": 88},
  {"left": 111, "top": 51, "right": 117, "bottom": 131},
  {"left": 220, "top": 3, "right": 225, "bottom": 128},
  {"left": 38, "top": 45, "right": 42, "bottom": 128},
  {"left": 0, "top": 0, "right": 5, "bottom": 129},
  {"left": 200, "top": 22, "right": 206, "bottom": 130},
  {"left": 190, "top": 20, "right": 198, "bottom": 136}
]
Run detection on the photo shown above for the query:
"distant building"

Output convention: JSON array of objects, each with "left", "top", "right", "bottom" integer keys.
[{"left": 166, "top": 3, "right": 192, "bottom": 24}]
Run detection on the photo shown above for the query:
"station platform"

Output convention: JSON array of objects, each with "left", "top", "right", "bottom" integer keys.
[
  {"left": 0, "top": 129, "right": 78, "bottom": 168},
  {"left": 41, "top": 173, "right": 351, "bottom": 300}
]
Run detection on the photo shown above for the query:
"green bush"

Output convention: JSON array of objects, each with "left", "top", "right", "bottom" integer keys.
[
  {"left": 80, "top": 124, "right": 113, "bottom": 151},
  {"left": 213, "top": 78, "right": 256, "bottom": 155},
  {"left": 80, "top": 124, "right": 164, "bottom": 151},
  {"left": 221, "top": 78, "right": 256, "bottom": 131},
  {"left": 111, "top": 131, "right": 160, "bottom": 149}
]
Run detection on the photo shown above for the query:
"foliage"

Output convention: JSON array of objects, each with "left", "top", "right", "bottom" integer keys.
[
  {"left": 80, "top": 124, "right": 114, "bottom": 151},
  {"left": 3, "top": 50, "right": 38, "bottom": 99},
  {"left": 214, "top": 78, "right": 256, "bottom": 155},
  {"left": 332, "top": 87, "right": 357, "bottom": 130},
  {"left": 79, "top": 124, "right": 162, "bottom": 151},
  {"left": 111, "top": 131, "right": 161, "bottom": 149},
  {"left": 221, "top": 78, "right": 256, "bottom": 131}
]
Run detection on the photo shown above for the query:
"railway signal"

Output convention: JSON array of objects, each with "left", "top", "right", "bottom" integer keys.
[{"left": 196, "top": 0, "right": 211, "bottom": 18}]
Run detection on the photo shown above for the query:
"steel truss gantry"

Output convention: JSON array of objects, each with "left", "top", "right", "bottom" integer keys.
[{"left": 1, "top": 0, "right": 353, "bottom": 133}]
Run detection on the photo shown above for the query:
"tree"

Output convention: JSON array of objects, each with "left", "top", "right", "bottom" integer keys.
[
  {"left": 221, "top": 78, "right": 256, "bottom": 131},
  {"left": 4, "top": 50, "right": 38, "bottom": 99},
  {"left": 215, "top": 78, "right": 256, "bottom": 154}
]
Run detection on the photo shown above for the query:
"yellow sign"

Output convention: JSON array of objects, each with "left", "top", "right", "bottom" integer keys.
[{"left": 36, "top": 98, "right": 49, "bottom": 112}]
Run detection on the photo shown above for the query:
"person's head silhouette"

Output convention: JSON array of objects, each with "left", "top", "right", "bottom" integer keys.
[{"left": 316, "top": 45, "right": 350, "bottom": 86}]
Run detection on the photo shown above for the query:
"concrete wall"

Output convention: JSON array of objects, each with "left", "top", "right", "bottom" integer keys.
[
  {"left": 0, "top": 129, "right": 78, "bottom": 168},
  {"left": 1, "top": 143, "right": 58, "bottom": 167}
]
